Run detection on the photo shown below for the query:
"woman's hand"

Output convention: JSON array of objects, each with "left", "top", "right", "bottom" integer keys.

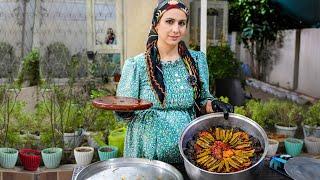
[
  {"left": 205, "top": 100, "right": 214, "bottom": 113},
  {"left": 211, "top": 100, "right": 234, "bottom": 119}
]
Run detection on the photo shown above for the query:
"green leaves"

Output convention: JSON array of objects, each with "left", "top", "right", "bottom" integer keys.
[
  {"left": 304, "top": 101, "right": 320, "bottom": 126},
  {"left": 17, "top": 49, "right": 41, "bottom": 87},
  {"left": 207, "top": 44, "right": 241, "bottom": 82}
]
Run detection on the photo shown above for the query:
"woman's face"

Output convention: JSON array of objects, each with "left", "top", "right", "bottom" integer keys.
[{"left": 155, "top": 8, "right": 187, "bottom": 47}]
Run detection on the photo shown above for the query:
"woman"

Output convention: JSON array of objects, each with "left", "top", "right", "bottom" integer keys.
[{"left": 116, "top": 0, "right": 232, "bottom": 163}]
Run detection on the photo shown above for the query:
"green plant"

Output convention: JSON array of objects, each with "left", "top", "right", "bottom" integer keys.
[
  {"left": 0, "top": 85, "right": 22, "bottom": 146},
  {"left": 264, "top": 99, "right": 302, "bottom": 127},
  {"left": 245, "top": 99, "right": 268, "bottom": 127},
  {"left": 219, "top": 96, "right": 229, "bottom": 103},
  {"left": 17, "top": 49, "right": 41, "bottom": 86},
  {"left": 0, "top": 42, "right": 18, "bottom": 80},
  {"left": 207, "top": 44, "right": 241, "bottom": 84},
  {"left": 231, "top": 0, "right": 285, "bottom": 79},
  {"left": 234, "top": 106, "right": 246, "bottom": 116},
  {"left": 92, "top": 132, "right": 107, "bottom": 147},
  {"left": 303, "top": 101, "right": 320, "bottom": 126},
  {"left": 42, "top": 42, "right": 71, "bottom": 80}
]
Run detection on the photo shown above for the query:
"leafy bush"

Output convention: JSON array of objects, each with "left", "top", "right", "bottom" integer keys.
[
  {"left": 207, "top": 44, "right": 241, "bottom": 83},
  {"left": 245, "top": 99, "right": 269, "bottom": 127},
  {"left": 0, "top": 42, "right": 18, "bottom": 79},
  {"left": 234, "top": 106, "right": 246, "bottom": 116},
  {"left": 303, "top": 101, "right": 320, "bottom": 126},
  {"left": 17, "top": 49, "right": 41, "bottom": 86}
]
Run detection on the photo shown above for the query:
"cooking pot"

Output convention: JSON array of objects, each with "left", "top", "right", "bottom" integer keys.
[{"left": 179, "top": 113, "right": 268, "bottom": 180}]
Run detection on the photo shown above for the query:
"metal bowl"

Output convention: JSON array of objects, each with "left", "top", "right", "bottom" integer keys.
[
  {"left": 179, "top": 113, "right": 268, "bottom": 180},
  {"left": 75, "top": 158, "right": 183, "bottom": 180}
]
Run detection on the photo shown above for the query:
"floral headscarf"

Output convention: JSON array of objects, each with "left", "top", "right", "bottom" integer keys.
[{"left": 145, "top": 0, "right": 202, "bottom": 108}]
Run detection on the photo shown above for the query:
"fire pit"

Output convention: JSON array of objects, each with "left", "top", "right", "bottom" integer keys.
[{"left": 179, "top": 113, "right": 268, "bottom": 180}]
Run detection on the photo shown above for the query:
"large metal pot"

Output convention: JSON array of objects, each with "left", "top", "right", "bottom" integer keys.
[
  {"left": 179, "top": 113, "right": 268, "bottom": 180},
  {"left": 74, "top": 158, "right": 183, "bottom": 180}
]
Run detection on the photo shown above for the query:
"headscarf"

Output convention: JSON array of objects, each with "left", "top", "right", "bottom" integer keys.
[{"left": 145, "top": 0, "right": 202, "bottom": 109}]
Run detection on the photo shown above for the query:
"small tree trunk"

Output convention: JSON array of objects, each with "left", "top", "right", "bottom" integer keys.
[{"left": 248, "top": 40, "right": 259, "bottom": 79}]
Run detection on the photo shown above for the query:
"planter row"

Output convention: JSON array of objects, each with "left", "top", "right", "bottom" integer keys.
[
  {"left": 0, "top": 146, "right": 118, "bottom": 171},
  {"left": 267, "top": 137, "right": 320, "bottom": 157},
  {"left": 275, "top": 124, "right": 320, "bottom": 139}
]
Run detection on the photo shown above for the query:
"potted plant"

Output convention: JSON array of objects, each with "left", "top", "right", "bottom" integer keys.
[
  {"left": 245, "top": 99, "right": 269, "bottom": 128},
  {"left": 267, "top": 139, "right": 279, "bottom": 157},
  {"left": 108, "top": 127, "right": 127, "bottom": 157},
  {"left": 98, "top": 145, "right": 118, "bottom": 161},
  {"left": 304, "top": 136, "right": 320, "bottom": 154},
  {"left": 41, "top": 147, "right": 62, "bottom": 169},
  {"left": 302, "top": 101, "right": 320, "bottom": 138},
  {"left": 74, "top": 146, "right": 94, "bottom": 166},
  {"left": 0, "top": 147, "right": 18, "bottom": 168},
  {"left": 207, "top": 44, "right": 244, "bottom": 106},
  {"left": 62, "top": 103, "right": 83, "bottom": 149},
  {"left": 19, "top": 148, "right": 41, "bottom": 171},
  {"left": 284, "top": 138, "right": 304, "bottom": 157},
  {"left": 265, "top": 99, "right": 301, "bottom": 137}
]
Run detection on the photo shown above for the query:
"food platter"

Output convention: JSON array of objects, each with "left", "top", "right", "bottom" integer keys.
[{"left": 92, "top": 96, "right": 153, "bottom": 111}]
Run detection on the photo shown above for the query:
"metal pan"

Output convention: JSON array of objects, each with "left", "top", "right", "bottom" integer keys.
[{"left": 75, "top": 158, "right": 184, "bottom": 180}]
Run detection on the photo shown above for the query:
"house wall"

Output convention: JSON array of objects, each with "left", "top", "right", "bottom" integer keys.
[
  {"left": 232, "top": 28, "right": 320, "bottom": 98},
  {"left": 297, "top": 28, "right": 320, "bottom": 98},
  {"left": 122, "top": 0, "right": 157, "bottom": 60},
  {"left": 123, "top": 0, "right": 190, "bottom": 61}
]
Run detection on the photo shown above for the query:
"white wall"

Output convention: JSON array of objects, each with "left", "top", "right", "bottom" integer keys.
[
  {"left": 265, "top": 30, "right": 297, "bottom": 90},
  {"left": 232, "top": 28, "right": 320, "bottom": 98},
  {"left": 297, "top": 28, "right": 320, "bottom": 98}
]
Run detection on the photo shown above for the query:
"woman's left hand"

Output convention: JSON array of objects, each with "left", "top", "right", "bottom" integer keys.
[{"left": 205, "top": 100, "right": 214, "bottom": 113}]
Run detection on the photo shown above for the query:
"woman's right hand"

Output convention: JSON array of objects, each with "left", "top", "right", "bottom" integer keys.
[
  {"left": 211, "top": 100, "right": 234, "bottom": 120},
  {"left": 115, "top": 111, "right": 134, "bottom": 119}
]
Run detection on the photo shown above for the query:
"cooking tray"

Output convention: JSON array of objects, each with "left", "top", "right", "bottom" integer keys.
[
  {"left": 284, "top": 157, "right": 320, "bottom": 180},
  {"left": 92, "top": 96, "right": 153, "bottom": 111}
]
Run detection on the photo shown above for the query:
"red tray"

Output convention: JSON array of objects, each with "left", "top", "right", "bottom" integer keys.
[{"left": 92, "top": 96, "right": 153, "bottom": 111}]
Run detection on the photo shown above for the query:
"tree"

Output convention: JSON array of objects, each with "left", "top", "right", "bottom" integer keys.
[{"left": 231, "top": 0, "right": 281, "bottom": 79}]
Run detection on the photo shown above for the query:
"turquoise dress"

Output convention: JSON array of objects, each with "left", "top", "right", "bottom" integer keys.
[{"left": 116, "top": 50, "right": 215, "bottom": 163}]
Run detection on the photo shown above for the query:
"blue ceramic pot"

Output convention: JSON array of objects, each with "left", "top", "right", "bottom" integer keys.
[
  {"left": 98, "top": 145, "right": 118, "bottom": 161},
  {"left": 285, "top": 138, "right": 304, "bottom": 156}
]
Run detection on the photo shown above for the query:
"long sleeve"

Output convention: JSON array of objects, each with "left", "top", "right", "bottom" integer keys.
[
  {"left": 116, "top": 58, "right": 140, "bottom": 98},
  {"left": 115, "top": 57, "right": 140, "bottom": 120},
  {"left": 196, "top": 51, "right": 217, "bottom": 106}
]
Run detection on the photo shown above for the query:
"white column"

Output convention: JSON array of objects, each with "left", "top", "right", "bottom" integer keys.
[
  {"left": 200, "top": 0, "right": 207, "bottom": 54},
  {"left": 86, "top": 0, "right": 94, "bottom": 52},
  {"left": 32, "top": 0, "right": 41, "bottom": 50}
]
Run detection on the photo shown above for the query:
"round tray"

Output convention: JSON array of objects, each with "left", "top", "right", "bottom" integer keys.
[
  {"left": 75, "top": 158, "right": 183, "bottom": 180},
  {"left": 92, "top": 96, "right": 153, "bottom": 111},
  {"left": 284, "top": 157, "right": 320, "bottom": 180}
]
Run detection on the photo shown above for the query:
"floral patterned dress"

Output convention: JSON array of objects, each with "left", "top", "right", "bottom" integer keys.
[{"left": 116, "top": 50, "right": 215, "bottom": 163}]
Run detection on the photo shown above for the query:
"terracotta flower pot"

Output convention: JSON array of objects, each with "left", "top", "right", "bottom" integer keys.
[{"left": 19, "top": 149, "right": 41, "bottom": 171}]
